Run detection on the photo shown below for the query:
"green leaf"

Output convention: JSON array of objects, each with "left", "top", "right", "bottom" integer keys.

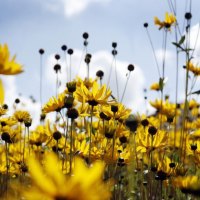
[
  {"left": 159, "top": 78, "right": 164, "bottom": 91},
  {"left": 190, "top": 90, "right": 200, "bottom": 95},
  {"left": 178, "top": 35, "right": 185, "bottom": 45},
  {"left": 172, "top": 42, "right": 184, "bottom": 51}
]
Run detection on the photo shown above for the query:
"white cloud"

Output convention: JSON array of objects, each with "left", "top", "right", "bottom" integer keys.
[
  {"left": 189, "top": 23, "right": 200, "bottom": 61},
  {"left": 1, "top": 77, "right": 41, "bottom": 129},
  {"left": 63, "top": 0, "right": 111, "bottom": 17},
  {"left": 1, "top": 76, "right": 17, "bottom": 106},
  {"left": 155, "top": 49, "right": 174, "bottom": 65},
  {"left": 42, "top": 0, "right": 111, "bottom": 17},
  {"left": 45, "top": 49, "right": 146, "bottom": 113}
]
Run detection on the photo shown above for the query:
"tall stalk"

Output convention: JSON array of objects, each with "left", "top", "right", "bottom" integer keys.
[
  {"left": 88, "top": 106, "right": 93, "bottom": 164},
  {"left": 69, "top": 118, "right": 74, "bottom": 175}
]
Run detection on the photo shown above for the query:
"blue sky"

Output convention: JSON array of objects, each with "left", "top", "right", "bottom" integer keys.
[{"left": 1, "top": 0, "right": 200, "bottom": 117}]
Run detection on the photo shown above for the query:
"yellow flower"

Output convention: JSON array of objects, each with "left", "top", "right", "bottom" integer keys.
[
  {"left": 0, "top": 125, "right": 22, "bottom": 143},
  {"left": 136, "top": 125, "right": 167, "bottom": 153},
  {"left": 101, "top": 103, "right": 131, "bottom": 122},
  {"left": 150, "top": 82, "right": 160, "bottom": 91},
  {"left": 172, "top": 176, "right": 200, "bottom": 195},
  {"left": 0, "top": 117, "right": 17, "bottom": 126},
  {"left": 0, "top": 44, "right": 23, "bottom": 75},
  {"left": 154, "top": 12, "right": 176, "bottom": 30},
  {"left": 25, "top": 153, "right": 111, "bottom": 200},
  {"left": 186, "top": 61, "right": 200, "bottom": 76},
  {"left": 150, "top": 99, "right": 177, "bottom": 118},
  {"left": 75, "top": 80, "right": 111, "bottom": 106},
  {"left": 154, "top": 154, "right": 175, "bottom": 176},
  {"left": 14, "top": 110, "right": 31, "bottom": 123},
  {"left": 77, "top": 101, "right": 90, "bottom": 117},
  {"left": 0, "top": 104, "right": 8, "bottom": 116},
  {"left": 76, "top": 77, "right": 97, "bottom": 89},
  {"left": 0, "top": 79, "right": 4, "bottom": 104},
  {"left": 42, "top": 92, "right": 65, "bottom": 113},
  {"left": 29, "top": 126, "right": 49, "bottom": 146}
]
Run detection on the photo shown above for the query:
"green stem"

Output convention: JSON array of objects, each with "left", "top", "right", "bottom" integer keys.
[
  {"left": 5, "top": 142, "right": 9, "bottom": 175},
  {"left": 89, "top": 106, "right": 93, "bottom": 164},
  {"left": 70, "top": 119, "right": 74, "bottom": 174},
  {"left": 22, "top": 127, "right": 26, "bottom": 163}
]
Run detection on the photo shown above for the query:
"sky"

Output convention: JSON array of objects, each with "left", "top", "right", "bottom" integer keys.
[{"left": 1, "top": 0, "right": 200, "bottom": 125}]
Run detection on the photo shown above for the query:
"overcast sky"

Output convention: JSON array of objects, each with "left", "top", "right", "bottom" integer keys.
[{"left": 1, "top": 0, "right": 200, "bottom": 118}]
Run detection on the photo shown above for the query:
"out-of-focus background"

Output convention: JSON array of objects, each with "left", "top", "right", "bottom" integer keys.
[{"left": 1, "top": 0, "right": 200, "bottom": 124}]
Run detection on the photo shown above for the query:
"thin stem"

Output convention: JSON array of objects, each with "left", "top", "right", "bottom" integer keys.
[
  {"left": 174, "top": 24, "right": 179, "bottom": 150},
  {"left": 70, "top": 119, "right": 74, "bottom": 175},
  {"left": 89, "top": 106, "right": 93, "bottom": 164},
  {"left": 19, "top": 123, "right": 22, "bottom": 163},
  {"left": 145, "top": 28, "right": 161, "bottom": 77},
  {"left": 62, "top": 116, "right": 69, "bottom": 171},
  {"left": 114, "top": 57, "right": 119, "bottom": 100},
  {"left": 56, "top": 140, "right": 59, "bottom": 155},
  {"left": 150, "top": 135, "right": 153, "bottom": 168},
  {"left": 87, "top": 63, "right": 90, "bottom": 80},
  {"left": 77, "top": 46, "right": 86, "bottom": 77},
  {"left": 121, "top": 71, "right": 131, "bottom": 103},
  {"left": 5, "top": 142, "right": 9, "bottom": 175},
  {"left": 180, "top": 21, "right": 191, "bottom": 163},
  {"left": 27, "top": 127, "right": 30, "bottom": 155},
  {"left": 112, "top": 114, "right": 116, "bottom": 160},
  {"left": 56, "top": 72, "right": 59, "bottom": 98},
  {"left": 23, "top": 127, "right": 26, "bottom": 163},
  {"left": 160, "top": 29, "right": 168, "bottom": 129},
  {"left": 100, "top": 78, "right": 102, "bottom": 87},
  {"left": 69, "top": 55, "right": 72, "bottom": 82},
  {"left": 64, "top": 51, "right": 68, "bottom": 83},
  {"left": 107, "top": 57, "right": 114, "bottom": 88},
  {"left": 39, "top": 54, "right": 43, "bottom": 111}
]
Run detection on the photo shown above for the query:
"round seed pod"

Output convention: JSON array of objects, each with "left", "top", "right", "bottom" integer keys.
[
  {"left": 67, "top": 108, "right": 79, "bottom": 119},
  {"left": 148, "top": 126, "right": 157, "bottom": 136},
  {"left": 141, "top": 119, "right": 149, "bottom": 127},
  {"left": 111, "top": 105, "right": 118, "bottom": 113},
  {"left": 61, "top": 45, "right": 67, "bottom": 51},
  {"left": 1, "top": 132, "right": 10, "bottom": 143},
  {"left": 53, "top": 131, "right": 62, "bottom": 141},
  {"left": 143, "top": 23, "right": 148, "bottom": 28},
  {"left": 83, "top": 32, "right": 89, "bottom": 39},
  {"left": 39, "top": 49, "right": 45, "bottom": 54},
  {"left": 128, "top": 64, "right": 134, "bottom": 72}
]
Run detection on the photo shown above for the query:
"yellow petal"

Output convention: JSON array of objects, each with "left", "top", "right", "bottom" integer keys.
[
  {"left": 28, "top": 156, "right": 57, "bottom": 196},
  {"left": 0, "top": 79, "right": 4, "bottom": 104},
  {"left": 44, "top": 153, "right": 66, "bottom": 188}
]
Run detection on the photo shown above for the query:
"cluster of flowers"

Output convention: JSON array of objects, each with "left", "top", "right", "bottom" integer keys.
[{"left": 1, "top": 6, "right": 200, "bottom": 200}]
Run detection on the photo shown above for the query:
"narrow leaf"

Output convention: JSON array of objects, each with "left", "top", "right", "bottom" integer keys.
[{"left": 179, "top": 35, "right": 185, "bottom": 45}]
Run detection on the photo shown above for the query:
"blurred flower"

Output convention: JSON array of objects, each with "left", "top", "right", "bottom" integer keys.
[
  {"left": 173, "top": 176, "right": 200, "bottom": 195},
  {"left": 0, "top": 44, "right": 23, "bottom": 75},
  {"left": 154, "top": 12, "right": 176, "bottom": 30},
  {"left": 14, "top": 110, "right": 31, "bottom": 123},
  {"left": 150, "top": 82, "right": 160, "bottom": 91},
  {"left": 0, "top": 104, "right": 8, "bottom": 116},
  {"left": 150, "top": 99, "right": 177, "bottom": 118},
  {"left": 186, "top": 61, "right": 200, "bottom": 76},
  {"left": 0, "top": 79, "right": 4, "bottom": 104},
  {"left": 25, "top": 153, "right": 111, "bottom": 200}
]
